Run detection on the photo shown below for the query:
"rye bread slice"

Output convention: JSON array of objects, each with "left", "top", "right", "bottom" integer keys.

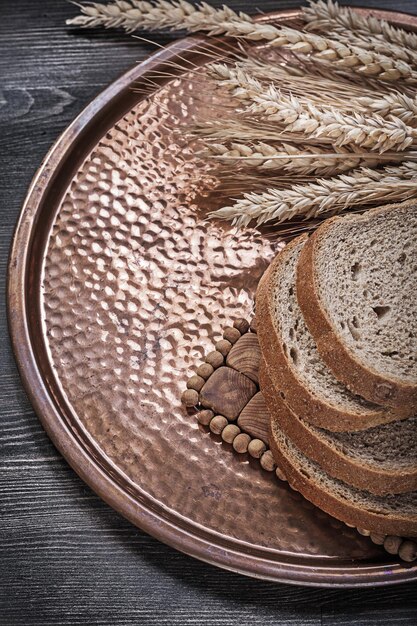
[
  {"left": 260, "top": 359, "right": 417, "bottom": 496},
  {"left": 269, "top": 419, "right": 417, "bottom": 538},
  {"left": 256, "top": 235, "right": 406, "bottom": 432},
  {"left": 297, "top": 201, "right": 417, "bottom": 412}
]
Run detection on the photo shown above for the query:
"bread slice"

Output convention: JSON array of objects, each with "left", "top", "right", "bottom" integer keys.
[
  {"left": 256, "top": 235, "right": 406, "bottom": 432},
  {"left": 297, "top": 201, "right": 417, "bottom": 412},
  {"left": 260, "top": 359, "right": 417, "bottom": 496},
  {"left": 269, "top": 419, "right": 417, "bottom": 537}
]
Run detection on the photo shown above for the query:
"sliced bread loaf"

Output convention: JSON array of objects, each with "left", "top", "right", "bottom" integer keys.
[
  {"left": 269, "top": 419, "right": 417, "bottom": 538},
  {"left": 297, "top": 201, "right": 417, "bottom": 412},
  {"left": 260, "top": 359, "right": 417, "bottom": 496},
  {"left": 256, "top": 235, "right": 407, "bottom": 432}
]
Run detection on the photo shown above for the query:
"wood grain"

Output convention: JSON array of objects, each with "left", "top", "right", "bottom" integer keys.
[
  {"left": 1, "top": 1, "right": 417, "bottom": 624},
  {"left": 237, "top": 392, "right": 270, "bottom": 443},
  {"left": 226, "top": 333, "right": 261, "bottom": 383},
  {"left": 200, "top": 366, "right": 257, "bottom": 419}
]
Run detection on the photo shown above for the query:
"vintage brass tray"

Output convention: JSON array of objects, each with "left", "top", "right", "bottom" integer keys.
[{"left": 8, "top": 8, "right": 417, "bottom": 586}]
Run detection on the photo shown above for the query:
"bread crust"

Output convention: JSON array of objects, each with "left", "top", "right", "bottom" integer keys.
[
  {"left": 260, "top": 360, "right": 417, "bottom": 496},
  {"left": 255, "top": 235, "right": 403, "bottom": 432},
  {"left": 296, "top": 202, "right": 417, "bottom": 412},
  {"left": 269, "top": 422, "right": 417, "bottom": 538}
]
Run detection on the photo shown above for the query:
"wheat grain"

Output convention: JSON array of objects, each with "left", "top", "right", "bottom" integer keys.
[
  {"left": 303, "top": 0, "right": 417, "bottom": 68},
  {"left": 210, "top": 64, "right": 416, "bottom": 153},
  {"left": 67, "top": 0, "right": 417, "bottom": 84},
  {"left": 203, "top": 141, "right": 384, "bottom": 175},
  {"left": 210, "top": 161, "right": 417, "bottom": 227}
]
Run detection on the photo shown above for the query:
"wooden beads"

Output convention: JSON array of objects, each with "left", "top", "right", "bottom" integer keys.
[
  {"left": 260, "top": 450, "right": 276, "bottom": 472},
  {"left": 187, "top": 375, "right": 205, "bottom": 392},
  {"left": 196, "top": 409, "right": 214, "bottom": 426},
  {"left": 275, "top": 467, "right": 287, "bottom": 481},
  {"left": 223, "top": 326, "right": 241, "bottom": 344},
  {"left": 370, "top": 533, "right": 385, "bottom": 545},
  {"left": 248, "top": 438, "right": 266, "bottom": 459},
  {"left": 210, "top": 415, "right": 228, "bottom": 435},
  {"left": 384, "top": 535, "right": 402, "bottom": 555},
  {"left": 222, "top": 424, "right": 241, "bottom": 444},
  {"left": 215, "top": 339, "right": 232, "bottom": 356},
  {"left": 233, "top": 318, "right": 250, "bottom": 334},
  {"left": 197, "top": 363, "right": 214, "bottom": 380},
  {"left": 357, "top": 528, "right": 371, "bottom": 537},
  {"left": 233, "top": 433, "right": 251, "bottom": 454},
  {"left": 368, "top": 533, "right": 417, "bottom": 561},
  {"left": 250, "top": 318, "right": 257, "bottom": 333},
  {"left": 205, "top": 351, "right": 224, "bottom": 369},
  {"left": 181, "top": 389, "right": 199, "bottom": 407},
  {"left": 399, "top": 540, "right": 417, "bottom": 562}
]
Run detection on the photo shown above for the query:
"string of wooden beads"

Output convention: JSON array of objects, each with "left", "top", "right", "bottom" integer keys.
[
  {"left": 181, "top": 318, "right": 279, "bottom": 473},
  {"left": 181, "top": 317, "right": 417, "bottom": 563},
  {"left": 369, "top": 533, "right": 417, "bottom": 562}
]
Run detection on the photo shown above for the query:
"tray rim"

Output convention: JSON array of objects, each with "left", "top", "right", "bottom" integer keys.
[{"left": 7, "top": 7, "right": 417, "bottom": 587}]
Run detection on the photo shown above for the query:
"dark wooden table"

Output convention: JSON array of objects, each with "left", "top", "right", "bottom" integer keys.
[{"left": 1, "top": 1, "right": 417, "bottom": 623}]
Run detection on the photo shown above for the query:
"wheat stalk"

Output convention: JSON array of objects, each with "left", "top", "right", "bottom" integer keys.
[
  {"left": 240, "top": 58, "right": 377, "bottom": 107},
  {"left": 210, "top": 64, "right": 416, "bottom": 153},
  {"left": 203, "top": 141, "right": 385, "bottom": 175},
  {"left": 190, "top": 119, "right": 301, "bottom": 144},
  {"left": 210, "top": 161, "right": 417, "bottom": 227},
  {"left": 67, "top": 0, "right": 417, "bottom": 84}
]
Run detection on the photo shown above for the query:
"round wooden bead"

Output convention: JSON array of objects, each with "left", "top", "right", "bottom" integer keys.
[
  {"left": 260, "top": 450, "right": 276, "bottom": 471},
  {"left": 399, "top": 540, "right": 417, "bottom": 562},
  {"left": 187, "top": 375, "right": 205, "bottom": 392},
  {"left": 383, "top": 535, "right": 402, "bottom": 555},
  {"left": 221, "top": 424, "right": 241, "bottom": 444},
  {"left": 209, "top": 415, "right": 228, "bottom": 435},
  {"left": 370, "top": 533, "right": 386, "bottom": 545},
  {"left": 205, "top": 350, "right": 224, "bottom": 369},
  {"left": 233, "top": 318, "right": 250, "bottom": 334},
  {"left": 215, "top": 339, "right": 232, "bottom": 357},
  {"left": 196, "top": 409, "right": 214, "bottom": 426},
  {"left": 247, "top": 438, "right": 267, "bottom": 459},
  {"left": 197, "top": 362, "right": 214, "bottom": 380},
  {"left": 223, "top": 326, "right": 241, "bottom": 344},
  {"left": 181, "top": 389, "right": 199, "bottom": 407},
  {"left": 275, "top": 467, "right": 287, "bottom": 481},
  {"left": 232, "top": 433, "right": 251, "bottom": 454},
  {"left": 357, "top": 528, "right": 371, "bottom": 537},
  {"left": 250, "top": 318, "right": 257, "bottom": 333}
]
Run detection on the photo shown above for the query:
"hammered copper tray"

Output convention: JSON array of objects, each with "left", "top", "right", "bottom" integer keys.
[{"left": 8, "top": 8, "right": 417, "bottom": 587}]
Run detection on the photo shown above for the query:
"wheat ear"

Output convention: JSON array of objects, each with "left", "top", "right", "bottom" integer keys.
[
  {"left": 357, "top": 93, "right": 417, "bottom": 127},
  {"left": 67, "top": 0, "right": 417, "bottom": 84},
  {"left": 203, "top": 141, "right": 384, "bottom": 176},
  {"left": 241, "top": 58, "right": 417, "bottom": 126},
  {"left": 303, "top": 0, "right": 417, "bottom": 52},
  {"left": 238, "top": 58, "right": 417, "bottom": 126},
  {"left": 210, "top": 64, "right": 416, "bottom": 153},
  {"left": 303, "top": 0, "right": 417, "bottom": 68},
  {"left": 210, "top": 161, "right": 417, "bottom": 227}
]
